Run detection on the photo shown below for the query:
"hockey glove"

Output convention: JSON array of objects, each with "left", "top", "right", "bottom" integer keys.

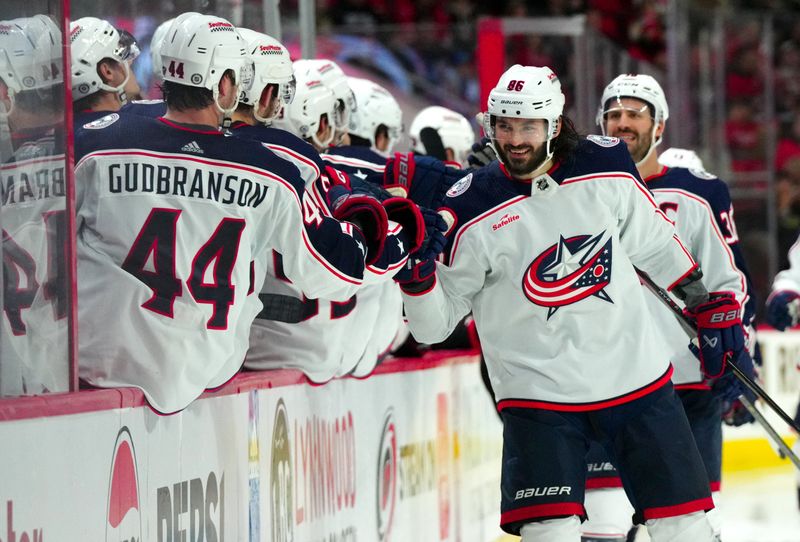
[
  {"left": 467, "top": 137, "right": 497, "bottom": 169},
  {"left": 721, "top": 399, "right": 756, "bottom": 426},
  {"left": 765, "top": 290, "right": 800, "bottom": 330},
  {"left": 709, "top": 349, "right": 757, "bottom": 403},
  {"left": 418, "top": 207, "right": 449, "bottom": 261},
  {"left": 394, "top": 257, "right": 436, "bottom": 293},
  {"left": 382, "top": 153, "right": 463, "bottom": 210},
  {"left": 382, "top": 197, "right": 425, "bottom": 254},
  {"left": 684, "top": 292, "right": 745, "bottom": 379},
  {"left": 329, "top": 188, "right": 388, "bottom": 266},
  {"left": 349, "top": 174, "right": 392, "bottom": 202}
]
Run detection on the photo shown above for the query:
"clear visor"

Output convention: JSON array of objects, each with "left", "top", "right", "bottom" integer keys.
[
  {"left": 600, "top": 100, "right": 650, "bottom": 123},
  {"left": 114, "top": 29, "right": 140, "bottom": 62},
  {"left": 238, "top": 61, "right": 255, "bottom": 93},
  {"left": 281, "top": 75, "right": 296, "bottom": 105},
  {"left": 333, "top": 98, "right": 348, "bottom": 130},
  {"left": 487, "top": 116, "right": 550, "bottom": 145}
]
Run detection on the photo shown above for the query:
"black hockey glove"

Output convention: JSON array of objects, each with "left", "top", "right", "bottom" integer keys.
[
  {"left": 765, "top": 290, "right": 800, "bottom": 330},
  {"left": 467, "top": 137, "right": 497, "bottom": 169},
  {"left": 382, "top": 197, "right": 425, "bottom": 254}
]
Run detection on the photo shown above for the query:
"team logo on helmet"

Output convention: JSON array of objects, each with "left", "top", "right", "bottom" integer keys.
[
  {"left": 446, "top": 173, "right": 472, "bottom": 198},
  {"left": 587, "top": 134, "right": 620, "bottom": 148},
  {"left": 522, "top": 231, "right": 614, "bottom": 319}
]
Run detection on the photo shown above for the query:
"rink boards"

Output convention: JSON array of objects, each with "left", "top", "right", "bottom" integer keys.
[{"left": 0, "top": 352, "right": 505, "bottom": 542}]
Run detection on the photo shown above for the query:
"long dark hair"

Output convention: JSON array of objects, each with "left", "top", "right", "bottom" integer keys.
[{"left": 551, "top": 115, "right": 581, "bottom": 164}]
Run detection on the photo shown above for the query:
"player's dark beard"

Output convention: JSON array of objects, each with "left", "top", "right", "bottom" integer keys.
[
  {"left": 497, "top": 143, "right": 548, "bottom": 177},
  {"left": 615, "top": 128, "right": 652, "bottom": 163}
]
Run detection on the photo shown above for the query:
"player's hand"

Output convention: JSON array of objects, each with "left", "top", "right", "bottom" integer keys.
[
  {"left": 467, "top": 137, "right": 497, "bottom": 169},
  {"left": 382, "top": 197, "right": 425, "bottom": 254},
  {"left": 709, "top": 350, "right": 757, "bottom": 403},
  {"left": 394, "top": 257, "right": 436, "bottom": 290},
  {"left": 721, "top": 399, "right": 756, "bottom": 426},
  {"left": 329, "top": 189, "right": 388, "bottom": 265},
  {"left": 684, "top": 292, "right": 744, "bottom": 378},
  {"left": 765, "top": 290, "right": 800, "bottom": 331},
  {"left": 382, "top": 152, "right": 461, "bottom": 210}
]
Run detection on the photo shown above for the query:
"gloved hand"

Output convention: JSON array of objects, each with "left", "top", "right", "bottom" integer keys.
[
  {"left": 328, "top": 186, "right": 388, "bottom": 266},
  {"left": 709, "top": 350, "right": 757, "bottom": 403},
  {"left": 765, "top": 290, "right": 800, "bottom": 331},
  {"left": 394, "top": 257, "right": 436, "bottom": 292},
  {"left": 382, "top": 152, "right": 463, "bottom": 210},
  {"left": 418, "top": 207, "right": 448, "bottom": 261},
  {"left": 467, "top": 137, "right": 497, "bottom": 169},
  {"left": 382, "top": 197, "right": 425, "bottom": 254},
  {"left": 684, "top": 292, "right": 745, "bottom": 378},
  {"left": 721, "top": 399, "right": 756, "bottom": 426}
]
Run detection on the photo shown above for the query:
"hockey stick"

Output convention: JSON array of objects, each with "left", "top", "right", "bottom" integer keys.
[
  {"left": 738, "top": 396, "right": 800, "bottom": 470},
  {"left": 636, "top": 270, "right": 800, "bottom": 435}
]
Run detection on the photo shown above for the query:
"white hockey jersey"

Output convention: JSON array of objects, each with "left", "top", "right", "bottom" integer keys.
[
  {"left": 74, "top": 114, "right": 371, "bottom": 413},
  {"left": 1, "top": 130, "right": 69, "bottom": 394},
  {"left": 403, "top": 137, "right": 698, "bottom": 410},
  {"left": 643, "top": 165, "right": 749, "bottom": 386},
  {"left": 772, "top": 234, "right": 800, "bottom": 293}
]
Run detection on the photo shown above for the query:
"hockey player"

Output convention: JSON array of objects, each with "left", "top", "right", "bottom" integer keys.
[
  {"left": 294, "top": 59, "right": 356, "bottom": 146},
  {"left": 231, "top": 41, "right": 421, "bottom": 381},
  {"left": 0, "top": 15, "right": 69, "bottom": 394},
  {"left": 399, "top": 64, "right": 747, "bottom": 541},
  {"left": 73, "top": 14, "right": 389, "bottom": 414},
  {"left": 70, "top": 17, "right": 141, "bottom": 123},
  {"left": 581, "top": 74, "right": 758, "bottom": 542},
  {"left": 764, "top": 234, "right": 800, "bottom": 509},
  {"left": 409, "top": 105, "right": 475, "bottom": 167},
  {"left": 346, "top": 76, "right": 403, "bottom": 158}
]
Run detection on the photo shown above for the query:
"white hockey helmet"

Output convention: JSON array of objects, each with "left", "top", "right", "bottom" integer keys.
[
  {"left": 597, "top": 73, "right": 668, "bottom": 164},
  {"left": 295, "top": 59, "right": 356, "bottom": 136},
  {"left": 347, "top": 76, "right": 403, "bottom": 156},
  {"left": 237, "top": 28, "right": 295, "bottom": 124},
  {"left": 149, "top": 17, "right": 176, "bottom": 79},
  {"left": 597, "top": 73, "right": 668, "bottom": 129},
  {"left": 274, "top": 61, "right": 336, "bottom": 148},
  {"left": 658, "top": 147, "right": 705, "bottom": 170},
  {"left": 159, "top": 14, "right": 252, "bottom": 124},
  {"left": 70, "top": 17, "right": 136, "bottom": 102},
  {"left": 485, "top": 65, "right": 565, "bottom": 140},
  {"left": 409, "top": 105, "right": 475, "bottom": 165},
  {"left": 0, "top": 15, "right": 62, "bottom": 116}
]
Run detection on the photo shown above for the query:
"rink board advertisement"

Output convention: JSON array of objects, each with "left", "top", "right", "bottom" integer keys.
[{"left": 0, "top": 354, "right": 504, "bottom": 542}]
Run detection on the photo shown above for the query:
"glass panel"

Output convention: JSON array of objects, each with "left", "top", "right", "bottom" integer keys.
[{"left": 0, "top": 0, "right": 70, "bottom": 395}]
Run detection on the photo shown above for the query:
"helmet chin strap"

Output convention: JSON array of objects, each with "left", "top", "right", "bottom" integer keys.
[
  {"left": 213, "top": 84, "right": 240, "bottom": 129},
  {"left": 99, "top": 61, "right": 130, "bottom": 106},
  {"left": 635, "top": 122, "right": 663, "bottom": 168}
]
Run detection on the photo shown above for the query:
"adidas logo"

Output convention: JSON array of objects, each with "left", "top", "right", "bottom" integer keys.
[{"left": 181, "top": 141, "right": 204, "bottom": 154}]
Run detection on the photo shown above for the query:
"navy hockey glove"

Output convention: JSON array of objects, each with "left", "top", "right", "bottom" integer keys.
[
  {"left": 467, "top": 137, "right": 497, "bottom": 169},
  {"left": 418, "top": 207, "right": 448, "bottom": 261},
  {"left": 382, "top": 197, "right": 425, "bottom": 254},
  {"left": 382, "top": 153, "right": 462, "bottom": 210},
  {"left": 349, "top": 174, "right": 392, "bottom": 202},
  {"left": 394, "top": 257, "right": 436, "bottom": 292},
  {"left": 765, "top": 290, "right": 800, "bottom": 330},
  {"left": 684, "top": 292, "right": 745, "bottom": 379},
  {"left": 329, "top": 187, "right": 388, "bottom": 266},
  {"left": 709, "top": 350, "right": 757, "bottom": 403}
]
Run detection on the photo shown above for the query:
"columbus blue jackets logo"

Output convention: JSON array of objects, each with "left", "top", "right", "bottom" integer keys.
[{"left": 523, "top": 231, "right": 613, "bottom": 319}]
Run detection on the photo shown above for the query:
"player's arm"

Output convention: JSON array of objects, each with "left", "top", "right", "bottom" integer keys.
[
  {"left": 767, "top": 233, "right": 800, "bottom": 330},
  {"left": 400, "top": 221, "right": 483, "bottom": 344}
]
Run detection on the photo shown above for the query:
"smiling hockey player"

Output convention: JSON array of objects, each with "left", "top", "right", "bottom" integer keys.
[{"left": 398, "top": 64, "right": 746, "bottom": 541}]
